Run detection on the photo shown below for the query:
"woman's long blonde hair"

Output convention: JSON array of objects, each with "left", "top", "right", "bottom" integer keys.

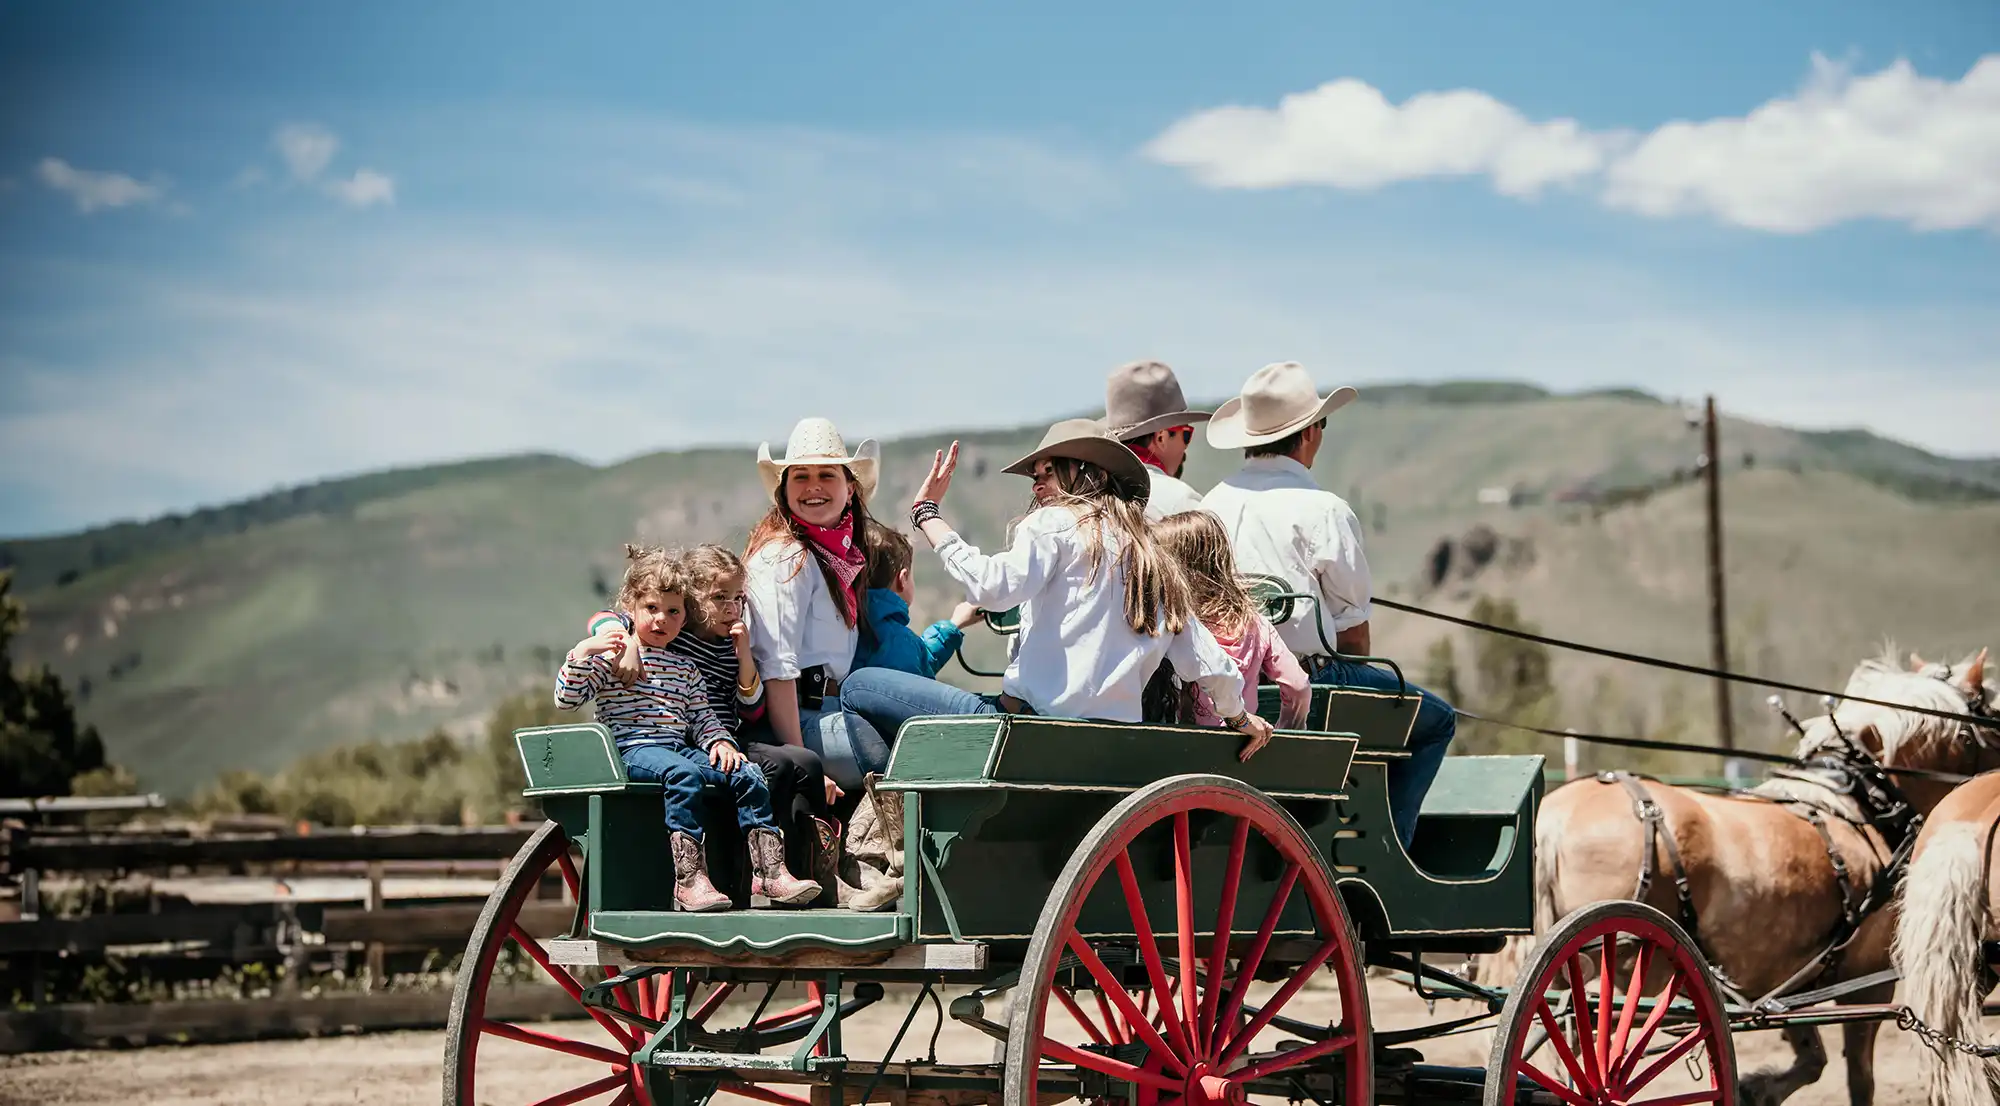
[
  {"left": 1155, "top": 511, "right": 1257, "bottom": 639},
  {"left": 1042, "top": 457, "right": 1193, "bottom": 636}
]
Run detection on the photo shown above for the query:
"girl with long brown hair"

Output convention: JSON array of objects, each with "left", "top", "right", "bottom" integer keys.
[
  {"left": 1154, "top": 510, "right": 1310, "bottom": 730},
  {"left": 841, "top": 420, "right": 1277, "bottom": 757}
]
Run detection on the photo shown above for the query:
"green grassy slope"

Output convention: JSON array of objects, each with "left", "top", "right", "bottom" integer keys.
[{"left": 10, "top": 387, "right": 1996, "bottom": 794}]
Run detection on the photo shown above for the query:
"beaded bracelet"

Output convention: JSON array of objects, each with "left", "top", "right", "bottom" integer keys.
[{"left": 911, "top": 499, "right": 943, "bottom": 528}]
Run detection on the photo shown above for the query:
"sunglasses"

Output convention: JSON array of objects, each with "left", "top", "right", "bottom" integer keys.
[{"left": 1167, "top": 426, "right": 1195, "bottom": 444}]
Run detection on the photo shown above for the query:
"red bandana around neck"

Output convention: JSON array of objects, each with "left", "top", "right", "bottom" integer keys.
[
  {"left": 793, "top": 509, "right": 866, "bottom": 619},
  {"left": 1128, "top": 441, "right": 1169, "bottom": 474}
]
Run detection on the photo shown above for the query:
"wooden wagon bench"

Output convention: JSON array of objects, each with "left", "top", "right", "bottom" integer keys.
[{"left": 443, "top": 671, "right": 1733, "bottom": 1106}]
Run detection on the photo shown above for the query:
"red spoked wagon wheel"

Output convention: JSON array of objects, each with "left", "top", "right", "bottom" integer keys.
[
  {"left": 444, "top": 821, "right": 808, "bottom": 1106},
  {"left": 1484, "top": 901, "right": 1737, "bottom": 1106},
  {"left": 1005, "top": 774, "right": 1372, "bottom": 1106}
]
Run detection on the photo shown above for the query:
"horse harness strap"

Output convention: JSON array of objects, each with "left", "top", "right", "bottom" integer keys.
[{"left": 1602, "top": 772, "right": 1705, "bottom": 950}]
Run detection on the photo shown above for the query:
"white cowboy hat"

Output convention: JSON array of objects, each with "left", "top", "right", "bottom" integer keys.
[
  {"left": 1205, "top": 362, "right": 1358, "bottom": 449},
  {"left": 757, "top": 417, "right": 881, "bottom": 500},
  {"left": 1002, "top": 417, "right": 1151, "bottom": 505},
  {"left": 1102, "top": 360, "right": 1211, "bottom": 441}
]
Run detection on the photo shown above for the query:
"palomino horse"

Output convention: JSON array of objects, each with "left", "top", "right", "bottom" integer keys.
[
  {"left": 1895, "top": 767, "right": 2000, "bottom": 1106},
  {"left": 1526, "top": 649, "right": 1997, "bottom": 1106}
]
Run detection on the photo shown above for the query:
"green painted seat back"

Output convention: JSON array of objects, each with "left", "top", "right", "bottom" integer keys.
[
  {"left": 515, "top": 723, "right": 655, "bottom": 795},
  {"left": 513, "top": 723, "right": 677, "bottom": 914},
  {"left": 1256, "top": 685, "right": 1417, "bottom": 751},
  {"left": 883, "top": 715, "right": 1356, "bottom": 798}
]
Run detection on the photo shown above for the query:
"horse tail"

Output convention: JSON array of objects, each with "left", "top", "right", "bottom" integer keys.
[{"left": 1895, "top": 819, "right": 2000, "bottom": 1106}]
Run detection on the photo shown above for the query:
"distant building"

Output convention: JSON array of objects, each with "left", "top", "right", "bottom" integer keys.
[{"left": 1477, "top": 486, "right": 1515, "bottom": 507}]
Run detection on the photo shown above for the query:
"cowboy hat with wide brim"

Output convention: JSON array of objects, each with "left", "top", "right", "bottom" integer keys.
[
  {"left": 1205, "top": 361, "right": 1358, "bottom": 449},
  {"left": 1102, "top": 359, "right": 1212, "bottom": 441},
  {"left": 1002, "top": 417, "right": 1151, "bottom": 505},
  {"left": 757, "top": 417, "right": 881, "bottom": 499}
]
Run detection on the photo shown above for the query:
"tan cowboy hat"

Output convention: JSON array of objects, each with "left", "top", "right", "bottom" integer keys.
[
  {"left": 1002, "top": 418, "right": 1151, "bottom": 505},
  {"left": 757, "top": 417, "right": 881, "bottom": 499},
  {"left": 1102, "top": 360, "right": 1211, "bottom": 441},
  {"left": 1205, "top": 362, "right": 1358, "bottom": 449}
]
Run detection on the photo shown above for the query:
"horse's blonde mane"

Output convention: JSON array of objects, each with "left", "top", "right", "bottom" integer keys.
[{"left": 1789, "top": 645, "right": 1987, "bottom": 771}]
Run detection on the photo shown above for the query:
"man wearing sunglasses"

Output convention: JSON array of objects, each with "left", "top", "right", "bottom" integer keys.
[{"left": 1102, "top": 359, "right": 1211, "bottom": 522}]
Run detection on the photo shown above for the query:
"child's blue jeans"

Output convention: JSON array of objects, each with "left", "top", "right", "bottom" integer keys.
[{"left": 620, "top": 742, "right": 779, "bottom": 839}]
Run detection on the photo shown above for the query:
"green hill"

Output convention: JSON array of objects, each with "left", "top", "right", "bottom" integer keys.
[{"left": 7, "top": 385, "right": 1997, "bottom": 795}]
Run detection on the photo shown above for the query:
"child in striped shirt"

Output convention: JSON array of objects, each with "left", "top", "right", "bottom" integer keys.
[
  {"left": 590, "top": 545, "right": 863, "bottom": 906},
  {"left": 557, "top": 545, "right": 820, "bottom": 912}
]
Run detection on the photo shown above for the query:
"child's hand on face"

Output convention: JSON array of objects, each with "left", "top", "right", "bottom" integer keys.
[
  {"left": 729, "top": 618, "right": 754, "bottom": 664},
  {"left": 709, "top": 741, "right": 745, "bottom": 774}
]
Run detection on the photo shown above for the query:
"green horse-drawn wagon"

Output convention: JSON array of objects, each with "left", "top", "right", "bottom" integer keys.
[{"left": 443, "top": 662, "right": 1741, "bottom": 1105}]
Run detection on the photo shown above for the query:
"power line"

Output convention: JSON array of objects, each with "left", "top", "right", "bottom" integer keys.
[{"left": 1372, "top": 595, "right": 1996, "bottom": 732}]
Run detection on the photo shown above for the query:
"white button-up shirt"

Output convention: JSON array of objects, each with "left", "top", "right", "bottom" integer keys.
[
  {"left": 744, "top": 538, "right": 860, "bottom": 682},
  {"left": 1203, "top": 456, "right": 1373, "bottom": 658},
  {"left": 1143, "top": 469, "right": 1206, "bottom": 522},
  {"left": 933, "top": 506, "right": 1245, "bottom": 722}
]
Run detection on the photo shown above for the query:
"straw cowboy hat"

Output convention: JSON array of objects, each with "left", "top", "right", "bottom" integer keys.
[
  {"left": 1205, "top": 362, "right": 1358, "bottom": 449},
  {"left": 757, "top": 417, "right": 881, "bottom": 499},
  {"left": 1002, "top": 418, "right": 1151, "bottom": 505},
  {"left": 1102, "top": 360, "right": 1211, "bottom": 441}
]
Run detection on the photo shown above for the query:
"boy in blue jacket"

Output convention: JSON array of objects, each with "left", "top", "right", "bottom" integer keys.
[{"left": 853, "top": 528, "right": 983, "bottom": 678}]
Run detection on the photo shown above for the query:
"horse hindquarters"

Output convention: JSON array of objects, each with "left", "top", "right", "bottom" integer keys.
[{"left": 1895, "top": 818, "right": 2000, "bottom": 1106}]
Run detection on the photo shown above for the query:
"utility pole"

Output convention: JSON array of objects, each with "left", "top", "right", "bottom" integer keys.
[{"left": 1700, "top": 395, "right": 1737, "bottom": 768}]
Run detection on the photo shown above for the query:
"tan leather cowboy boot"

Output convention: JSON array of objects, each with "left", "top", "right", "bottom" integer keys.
[
  {"left": 669, "top": 831, "right": 732, "bottom": 912},
  {"left": 842, "top": 774, "right": 905, "bottom": 913},
  {"left": 748, "top": 827, "right": 822, "bottom": 906},
  {"left": 812, "top": 816, "right": 866, "bottom": 908}
]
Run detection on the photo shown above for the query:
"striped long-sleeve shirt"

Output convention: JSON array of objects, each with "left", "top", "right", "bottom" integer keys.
[
  {"left": 553, "top": 647, "right": 734, "bottom": 752},
  {"left": 587, "top": 611, "right": 766, "bottom": 735}
]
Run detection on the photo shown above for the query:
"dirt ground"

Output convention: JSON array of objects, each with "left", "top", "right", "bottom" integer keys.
[{"left": 0, "top": 977, "right": 1984, "bottom": 1105}]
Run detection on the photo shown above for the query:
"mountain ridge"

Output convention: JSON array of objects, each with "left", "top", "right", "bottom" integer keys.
[{"left": 10, "top": 383, "right": 1999, "bottom": 795}]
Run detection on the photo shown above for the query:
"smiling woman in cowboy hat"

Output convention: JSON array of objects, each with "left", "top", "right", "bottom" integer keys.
[
  {"left": 742, "top": 417, "right": 891, "bottom": 792},
  {"left": 840, "top": 419, "right": 1277, "bottom": 756}
]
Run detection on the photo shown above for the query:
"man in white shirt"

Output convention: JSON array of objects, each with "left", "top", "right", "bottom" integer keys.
[
  {"left": 1204, "top": 361, "right": 1457, "bottom": 848},
  {"left": 1103, "top": 360, "right": 1209, "bottom": 522}
]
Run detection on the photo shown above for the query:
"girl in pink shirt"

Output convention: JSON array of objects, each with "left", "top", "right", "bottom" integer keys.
[{"left": 1158, "top": 511, "right": 1311, "bottom": 730}]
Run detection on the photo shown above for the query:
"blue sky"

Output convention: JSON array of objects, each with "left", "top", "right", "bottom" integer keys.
[{"left": 1, "top": 1, "right": 1996, "bottom": 537}]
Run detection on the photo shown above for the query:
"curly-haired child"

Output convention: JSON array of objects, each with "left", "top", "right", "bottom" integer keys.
[{"left": 558, "top": 545, "right": 820, "bottom": 911}]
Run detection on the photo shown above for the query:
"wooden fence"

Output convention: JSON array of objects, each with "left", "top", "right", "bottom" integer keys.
[{"left": 0, "top": 822, "right": 554, "bottom": 1051}]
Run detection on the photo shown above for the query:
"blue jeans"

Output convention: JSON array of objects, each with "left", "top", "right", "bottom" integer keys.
[
  {"left": 1312, "top": 658, "right": 1455, "bottom": 848},
  {"left": 841, "top": 669, "right": 1002, "bottom": 746},
  {"left": 620, "top": 742, "right": 777, "bottom": 839},
  {"left": 799, "top": 696, "right": 890, "bottom": 792}
]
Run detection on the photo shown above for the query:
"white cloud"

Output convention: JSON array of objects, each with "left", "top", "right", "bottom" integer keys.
[
  {"left": 35, "top": 157, "right": 164, "bottom": 213},
  {"left": 1146, "top": 80, "right": 1615, "bottom": 196},
  {"left": 1148, "top": 54, "right": 2000, "bottom": 233},
  {"left": 274, "top": 123, "right": 339, "bottom": 182},
  {"left": 325, "top": 168, "right": 395, "bottom": 208},
  {"left": 1603, "top": 54, "right": 2000, "bottom": 232},
  {"left": 4, "top": 224, "right": 1992, "bottom": 536}
]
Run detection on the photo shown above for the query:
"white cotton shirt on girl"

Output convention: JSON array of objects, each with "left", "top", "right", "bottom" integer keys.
[
  {"left": 744, "top": 538, "right": 859, "bottom": 682},
  {"left": 932, "top": 506, "right": 1246, "bottom": 723}
]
